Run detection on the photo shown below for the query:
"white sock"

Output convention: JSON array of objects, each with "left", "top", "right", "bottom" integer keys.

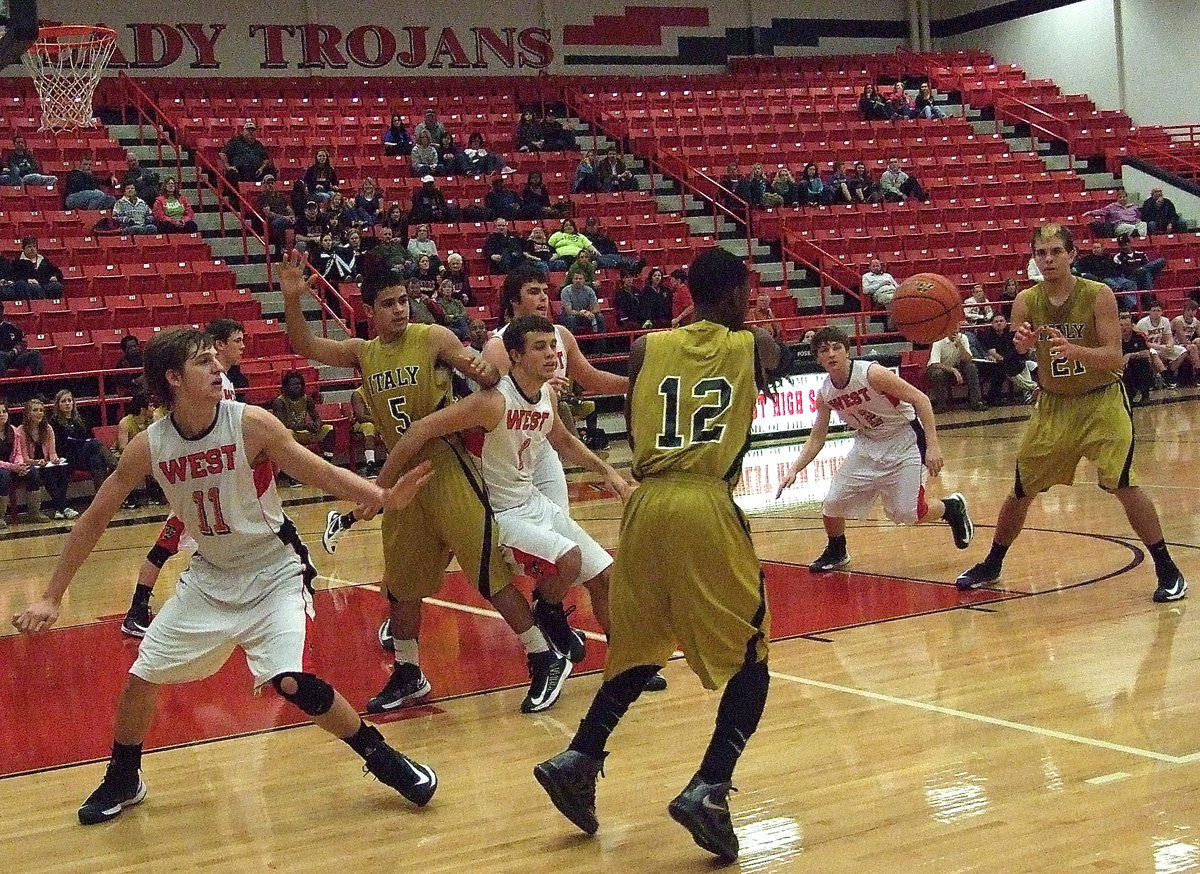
[
  {"left": 517, "top": 625, "right": 550, "bottom": 655},
  {"left": 364, "top": 449, "right": 376, "bottom": 463},
  {"left": 394, "top": 639, "right": 419, "bottom": 667}
]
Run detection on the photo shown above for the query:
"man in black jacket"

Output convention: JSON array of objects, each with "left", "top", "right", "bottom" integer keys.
[
  {"left": 581, "top": 217, "right": 643, "bottom": 274},
  {"left": 1141, "top": 188, "right": 1181, "bottom": 235},
  {"left": 977, "top": 313, "right": 1036, "bottom": 405},
  {"left": 409, "top": 176, "right": 455, "bottom": 224},
  {"left": 62, "top": 155, "right": 116, "bottom": 211},
  {"left": 10, "top": 237, "right": 64, "bottom": 299},
  {"left": 484, "top": 177, "right": 522, "bottom": 220},
  {"left": 483, "top": 217, "right": 525, "bottom": 274},
  {"left": 0, "top": 300, "right": 45, "bottom": 378}
]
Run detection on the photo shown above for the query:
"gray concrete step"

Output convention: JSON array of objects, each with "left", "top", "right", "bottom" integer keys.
[
  {"left": 208, "top": 235, "right": 267, "bottom": 260},
  {"left": 1082, "top": 171, "right": 1120, "bottom": 190},
  {"left": 718, "top": 237, "right": 771, "bottom": 258},
  {"left": 231, "top": 261, "right": 270, "bottom": 287}
]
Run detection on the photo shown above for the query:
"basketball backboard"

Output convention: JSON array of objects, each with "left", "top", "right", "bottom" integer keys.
[{"left": 0, "top": 0, "right": 38, "bottom": 68}]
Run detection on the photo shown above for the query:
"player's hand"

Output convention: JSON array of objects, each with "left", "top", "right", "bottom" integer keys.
[
  {"left": 775, "top": 466, "right": 799, "bottom": 499},
  {"left": 924, "top": 445, "right": 944, "bottom": 478},
  {"left": 461, "top": 353, "right": 499, "bottom": 386},
  {"left": 379, "top": 460, "right": 433, "bottom": 512},
  {"left": 1013, "top": 321, "right": 1037, "bottom": 354},
  {"left": 279, "top": 249, "right": 318, "bottom": 302},
  {"left": 951, "top": 368, "right": 964, "bottom": 385},
  {"left": 547, "top": 375, "right": 571, "bottom": 394},
  {"left": 12, "top": 599, "right": 60, "bottom": 635},
  {"left": 604, "top": 471, "right": 634, "bottom": 501},
  {"left": 1044, "top": 327, "right": 1081, "bottom": 361}
]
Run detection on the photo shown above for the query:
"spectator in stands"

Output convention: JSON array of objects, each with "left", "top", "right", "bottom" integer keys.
[
  {"left": 612, "top": 272, "right": 645, "bottom": 330},
  {"left": 523, "top": 225, "right": 554, "bottom": 272},
  {"left": 862, "top": 258, "right": 899, "bottom": 308},
  {"left": 121, "top": 151, "right": 160, "bottom": 204},
  {"left": 3, "top": 136, "right": 57, "bottom": 187},
  {"left": 17, "top": 397, "right": 73, "bottom": 520},
  {"left": 1000, "top": 277, "right": 1021, "bottom": 306},
  {"left": 292, "top": 199, "right": 327, "bottom": 253},
  {"left": 547, "top": 218, "right": 598, "bottom": 271},
  {"left": 847, "top": 160, "right": 879, "bottom": 203},
  {"left": 888, "top": 82, "right": 915, "bottom": 119},
  {"left": 519, "top": 170, "right": 561, "bottom": 219},
  {"left": 486, "top": 176, "right": 522, "bottom": 220},
  {"left": 302, "top": 148, "right": 338, "bottom": 203},
  {"left": 436, "top": 132, "right": 461, "bottom": 174},
  {"left": 442, "top": 253, "right": 475, "bottom": 305},
  {"left": 410, "top": 254, "right": 440, "bottom": 294},
  {"left": 927, "top": 330, "right": 986, "bottom": 412},
  {"left": 115, "top": 334, "right": 143, "bottom": 370},
  {"left": 10, "top": 237, "right": 63, "bottom": 300},
  {"left": 963, "top": 283, "right": 994, "bottom": 326},
  {"left": 459, "top": 132, "right": 512, "bottom": 176},
  {"left": 255, "top": 174, "right": 293, "bottom": 256},
  {"left": 111, "top": 183, "right": 157, "bottom": 234},
  {"left": 406, "top": 223, "right": 440, "bottom": 272},
  {"left": 339, "top": 229, "right": 366, "bottom": 279},
  {"left": 746, "top": 163, "right": 782, "bottom": 208},
  {"left": 827, "top": 162, "right": 854, "bottom": 204},
  {"left": 880, "top": 156, "right": 927, "bottom": 202},
  {"left": 314, "top": 233, "right": 352, "bottom": 284},
  {"left": 517, "top": 108, "right": 546, "bottom": 152},
  {"left": 639, "top": 267, "right": 673, "bottom": 329},
  {"left": 669, "top": 268, "right": 694, "bottom": 327},
  {"left": 1075, "top": 239, "right": 1135, "bottom": 308},
  {"left": 433, "top": 277, "right": 470, "bottom": 340},
  {"left": 1085, "top": 191, "right": 1147, "bottom": 238},
  {"left": 151, "top": 177, "right": 197, "bottom": 234},
  {"left": 413, "top": 108, "right": 447, "bottom": 147},
  {"left": 750, "top": 291, "right": 781, "bottom": 339},
  {"left": 50, "top": 388, "right": 117, "bottom": 498},
  {"left": 484, "top": 217, "right": 524, "bottom": 274},
  {"left": 800, "top": 162, "right": 831, "bottom": 205},
  {"left": 0, "top": 399, "right": 38, "bottom": 528},
  {"left": 978, "top": 313, "right": 1037, "bottom": 405},
  {"left": 221, "top": 120, "right": 275, "bottom": 185},
  {"left": 566, "top": 248, "right": 598, "bottom": 288},
  {"left": 540, "top": 110, "right": 578, "bottom": 151},
  {"left": 582, "top": 216, "right": 643, "bottom": 273},
  {"left": 382, "top": 113, "right": 414, "bottom": 157},
  {"left": 349, "top": 177, "right": 384, "bottom": 227},
  {"left": 1137, "top": 299, "right": 1191, "bottom": 387},
  {"left": 410, "top": 130, "right": 441, "bottom": 178},
  {"left": 1114, "top": 233, "right": 1166, "bottom": 293},
  {"left": 771, "top": 168, "right": 801, "bottom": 207},
  {"left": 325, "top": 191, "right": 354, "bottom": 230},
  {"left": 272, "top": 371, "right": 335, "bottom": 472},
  {"left": 1120, "top": 312, "right": 1156, "bottom": 404},
  {"left": 0, "top": 301, "right": 44, "bottom": 378},
  {"left": 914, "top": 83, "right": 946, "bottom": 120},
  {"left": 1141, "top": 187, "right": 1181, "bottom": 236},
  {"left": 372, "top": 224, "right": 408, "bottom": 276},
  {"left": 559, "top": 271, "right": 605, "bottom": 334},
  {"left": 382, "top": 201, "right": 407, "bottom": 239},
  {"left": 62, "top": 155, "right": 116, "bottom": 211},
  {"left": 597, "top": 147, "right": 636, "bottom": 192},
  {"left": 572, "top": 150, "right": 601, "bottom": 194},
  {"left": 409, "top": 175, "right": 456, "bottom": 224},
  {"left": 858, "top": 84, "right": 892, "bottom": 121}
]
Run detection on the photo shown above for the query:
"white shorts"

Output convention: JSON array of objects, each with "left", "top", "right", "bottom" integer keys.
[
  {"left": 497, "top": 494, "right": 612, "bottom": 583},
  {"left": 532, "top": 443, "right": 570, "bottom": 510},
  {"left": 130, "top": 554, "right": 312, "bottom": 690},
  {"left": 1152, "top": 344, "right": 1188, "bottom": 362},
  {"left": 822, "top": 428, "right": 929, "bottom": 525}
]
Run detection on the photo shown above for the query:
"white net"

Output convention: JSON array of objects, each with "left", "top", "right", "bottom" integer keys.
[{"left": 21, "top": 26, "right": 117, "bottom": 132}]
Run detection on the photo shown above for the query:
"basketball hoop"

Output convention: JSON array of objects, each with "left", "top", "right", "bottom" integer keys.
[{"left": 22, "top": 25, "right": 117, "bottom": 132}]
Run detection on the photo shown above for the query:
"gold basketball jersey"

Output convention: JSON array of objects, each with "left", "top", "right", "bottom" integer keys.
[
  {"left": 629, "top": 321, "right": 757, "bottom": 482},
  {"left": 359, "top": 324, "right": 454, "bottom": 452},
  {"left": 1024, "top": 278, "right": 1119, "bottom": 395}
]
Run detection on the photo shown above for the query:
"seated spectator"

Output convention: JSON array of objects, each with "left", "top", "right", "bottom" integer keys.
[
  {"left": 381, "top": 201, "right": 407, "bottom": 239},
  {"left": 112, "top": 334, "right": 144, "bottom": 395},
  {"left": 1114, "top": 233, "right": 1166, "bottom": 295},
  {"left": 112, "top": 183, "right": 157, "bottom": 234},
  {"left": 292, "top": 199, "right": 327, "bottom": 253},
  {"left": 3, "top": 135, "right": 57, "bottom": 186},
  {"left": 750, "top": 291, "right": 782, "bottom": 339},
  {"left": 413, "top": 108, "right": 447, "bottom": 147},
  {"left": 519, "top": 170, "right": 562, "bottom": 219},
  {"left": 382, "top": 114, "right": 414, "bottom": 157},
  {"left": 0, "top": 399, "right": 34, "bottom": 528},
  {"left": 914, "top": 83, "right": 946, "bottom": 120},
  {"left": 151, "top": 177, "right": 198, "bottom": 233},
  {"left": 862, "top": 258, "right": 900, "bottom": 308},
  {"left": 771, "top": 168, "right": 801, "bottom": 207},
  {"left": 410, "top": 131, "right": 441, "bottom": 178},
  {"left": 458, "top": 132, "right": 512, "bottom": 176},
  {"left": 800, "top": 162, "right": 831, "bottom": 205},
  {"left": 668, "top": 268, "right": 694, "bottom": 327},
  {"left": 826, "top": 162, "right": 853, "bottom": 204},
  {"left": 572, "top": 150, "right": 601, "bottom": 194},
  {"left": 410, "top": 254, "right": 440, "bottom": 294},
  {"left": 1137, "top": 299, "right": 1192, "bottom": 387},
  {"left": 62, "top": 155, "right": 116, "bottom": 211},
  {"left": 879, "top": 156, "right": 927, "bottom": 202},
  {"left": 547, "top": 218, "right": 597, "bottom": 271},
  {"left": 0, "top": 300, "right": 44, "bottom": 377},
  {"left": 407, "top": 223, "right": 440, "bottom": 271},
  {"left": 927, "top": 330, "right": 986, "bottom": 411},
  {"left": 858, "top": 84, "right": 892, "bottom": 121},
  {"left": 349, "top": 177, "right": 384, "bottom": 227},
  {"left": 612, "top": 272, "right": 645, "bottom": 330},
  {"left": 271, "top": 371, "right": 334, "bottom": 474},
  {"left": 485, "top": 176, "right": 522, "bottom": 220},
  {"left": 16, "top": 398, "right": 72, "bottom": 520},
  {"left": 963, "top": 283, "right": 994, "bottom": 326},
  {"left": 582, "top": 216, "right": 643, "bottom": 273},
  {"left": 516, "top": 108, "right": 546, "bottom": 152},
  {"left": 326, "top": 191, "right": 354, "bottom": 229},
  {"left": 433, "top": 277, "right": 470, "bottom": 340},
  {"left": 1141, "top": 187, "right": 1181, "bottom": 235},
  {"left": 303, "top": 148, "right": 339, "bottom": 203},
  {"left": 11, "top": 237, "right": 64, "bottom": 299},
  {"left": 639, "top": 268, "right": 673, "bottom": 328},
  {"left": 253, "top": 173, "right": 292, "bottom": 252},
  {"left": 1120, "top": 312, "right": 1156, "bottom": 404},
  {"left": 1000, "top": 277, "right": 1021, "bottom": 305},
  {"left": 888, "top": 82, "right": 915, "bottom": 119},
  {"left": 406, "top": 277, "right": 443, "bottom": 323},
  {"left": 566, "top": 249, "right": 598, "bottom": 287},
  {"left": 50, "top": 389, "right": 117, "bottom": 497},
  {"left": 847, "top": 160, "right": 879, "bottom": 203},
  {"left": 372, "top": 225, "right": 409, "bottom": 276},
  {"left": 559, "top": 271, "right": 605, "bottom": 334},
  {"left": 221, "top": 120, "right": 275, "bottom": 184},
  {"left": 1075, "top": 239, "right": 1135, "bottom": 308},
  {"left": 978, "top": 313, "right": 1037, "bottom": 405},
  {"left": 1085, "top": 191, "right": 1147, "bottom": 238},
  {"left": 350, "top": 385, "right": 380, "bottom": 475},
  {"left": 115, "top": 391, "right": 161, "bottom": 508},
  {"left": 314, "top": 232, "right": 353, "bottom": 284},
  {"left": 540, "top": 111, "right": 578, "bottom": 151},
  {"left": 721, "top": 162, "right": 749, "bottom": 208},
  {"left": 436, "top": 132, "right": 460, "bottom": 174},
  {"left": 442, "top": 253, "right": 475, "bottom": 305},
  {"left": 597, "top": 147, "right": 636, "bottom": 192},
  {"left": 523, "top": 225, "right": 555, "bottom": 272},
  {"left": 339, "top": 229, "right": 366, "bottom": 280},
  {"left": 409, "top": 176, "right": 456, "bottom": 223},
  {"left": 121, "top": 151, "right": 161, "bottom": 204},
  {"left": 746, "top": 163, "right": 782, "bottom": 208}
]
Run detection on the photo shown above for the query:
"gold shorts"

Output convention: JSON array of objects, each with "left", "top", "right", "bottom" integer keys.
[{"left": 605, "top": 472, "right": 769, "bottom": 690}]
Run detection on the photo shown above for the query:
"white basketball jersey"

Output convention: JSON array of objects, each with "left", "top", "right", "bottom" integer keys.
[
  {"left": 495, "top": 322, "right": 568, "bottom": 381},
  {"left": 1173, "top": 315, "right": 1198, "bottom": 344},
  {"left": 149, "top": 401, "right": 290, "bottom": 583},
  {"left": 1136, "top": 316, "right": 1172, "bottom": 347},
  {"left": 480, "top": 374, "right": 555, "bottom": 511},
  {"left": 820, "top": 360, "right": 916, "bottom": 439},
  {"left": 221, "top": 371, "right": 237, "bottom": 401}
]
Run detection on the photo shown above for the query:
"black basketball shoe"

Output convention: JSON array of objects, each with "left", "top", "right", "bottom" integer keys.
[
  {"left": 644, "top": 672, "right": 668, "bottom": 692},
  {"left": 322, "top": 509, "right": 352, "bottom": 555},
  {"left": 78, "top": 769, "right": 148, "bottom": 825},
  {"left": 533, "top": 749, "right": 605, "bottom": 835},
  {"left": 532, "top": 595, "right": 586, "bottom": 663},
  {"left": 120, "top": 600, "right": 153, "bottom": 638},
  {"left": 667, "top": 775, "right": 739, "bottom": 863},
  {"left": 1153, "top": 571, "right": 1188, "bottom": 603},
  {"left": 808, "top": 545, "right": 850, "bottom": 573},
  {"left": 521, "top": 649, "right": 571, "bottom": 713},
  {"left": 943, "top": 492, "right": 974, "bottom": 549},
  {"left": 955, "top": 561, "right": 1001, "bottom": 591},
  {"left": 366, "top": 663, "right": 432, "bottom": 713},
  {"left": 363, "top": 744, "right": 438, "bottom": 807}
]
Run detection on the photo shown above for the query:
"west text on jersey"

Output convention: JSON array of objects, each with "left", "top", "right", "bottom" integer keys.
[
  {"left": 158, "top": 445, "right": 238, "bottom": 484},
  {"left": 506, "top": 408, "right": 551, "bottom": 431}
]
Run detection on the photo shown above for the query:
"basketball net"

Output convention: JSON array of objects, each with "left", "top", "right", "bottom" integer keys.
[{"left": 22, "top": 25, "right": 117, "bottom": 132}]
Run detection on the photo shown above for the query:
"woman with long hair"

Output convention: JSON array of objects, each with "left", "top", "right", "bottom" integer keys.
[
  {"left": 303, "top": 147, "right": 339, "bottom": 202},
  {"left": 17, "top": 397, "right": 73, "bottom": 520},
  {"left": 49, "top": 389, "right": 117, "bottom": 498},
  {"left": 151, "top": 177, "right": 198, "bottom": 233}
]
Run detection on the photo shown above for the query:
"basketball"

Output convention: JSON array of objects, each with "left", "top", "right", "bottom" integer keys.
[{"left": 891, "top": 273, "right": 965, "bottom": 344}]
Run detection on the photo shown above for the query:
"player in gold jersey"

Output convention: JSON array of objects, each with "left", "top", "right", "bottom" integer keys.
[
  {"left": 281, "top": 252, "right": 574, "bottom": 714},
  {"left": 534, "top": 248, "right": 790, "bottom": 864},
  {"left": 957, "top": 224, "right": 1186, "bottom": 602}
]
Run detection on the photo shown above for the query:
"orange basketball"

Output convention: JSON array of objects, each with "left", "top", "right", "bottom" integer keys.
[{"left": 891, "top": 273, "right": 965, "bottom": 344}]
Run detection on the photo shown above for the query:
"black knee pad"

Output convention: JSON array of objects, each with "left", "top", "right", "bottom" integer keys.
[{"left": 271, "top": 672, "right": 335, "bottom": 716}]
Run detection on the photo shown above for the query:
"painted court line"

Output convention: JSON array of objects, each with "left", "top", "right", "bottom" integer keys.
[{"left": 768, "top": 670, "right": 1187, "bottom": 764}]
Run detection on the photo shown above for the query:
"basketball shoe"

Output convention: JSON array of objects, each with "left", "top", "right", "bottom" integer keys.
[
  {"left": 120, "top": 600, "right": 153, "bottom": 638},
  {"left": 521, "top": 649, "right": 572, "bottom": 713},
  {"left": 532, "top": 594, "right": 586, "bottom": 663},
  {"left": 644, "top": 672, "right": 668, "bottom": 692},
  {"left": 367, "top": 663, "right": 432, "bottom": 713},
  {"left": 1153, "top": 571, "right": 1188, "bottom": 603},
  {"left": 942, "top": 493, "right": 974, "bottom": 549},
  {"left": 668, "top": 775, "right": 739, "bottom": 863},
  {"left": 955, "top": 561, "right": 1001, "bottom": 591},
  {"left": 322, "top": 509, "right": 352, "bottom": 554},
  {"left": 378, "top": 618, "right": 394, "bottom": 651},
  {"left": 78, "top": 769, "right": 147, "bottom": 825},
  {"left": 363, "top": 744, "right": 438, "bottom": 806},
  {"left": 533, "top": 749, "right": 605, "bottom": 834},
  {"left": 808, "top": 544, "right": 850, "bottom": 573}
]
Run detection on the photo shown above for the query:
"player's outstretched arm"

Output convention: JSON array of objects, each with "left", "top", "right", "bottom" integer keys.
[
  {"left": 12, "top": 434, "right": 150, "bottom": 634},
  {"left": 481, "top": 335, "right": 512, "bottom": 377},
  {"left": 562, "top": 328, "right": 629, "bottom": 395},
  {"left": 279, "top": 249, "right": 365, "bottom": 369},
  {"left": 776, "top": 403, "right": 831, "bottom": 498},
  {"left": 430, "top": 323, "right": 500, "bottom": 389},
  {"left": 547, "top": 400, "right": 633, "bottom": 500},
  {"left": 866, "top": 363, "right": 944, "bottom": 477}
]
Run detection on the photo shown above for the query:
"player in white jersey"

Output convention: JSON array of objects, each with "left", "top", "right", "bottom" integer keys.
[
  {"left": 120, "top": 318, "right": 251, "bottom": 638},
  {"left": 777, "top": 326, "right": 974, "bottom": 572},
  {"left": 12, "top": 328, "right": 438, "bottom": 825},
  {"left": 373, "top": 315, "right": 630, "bottom": 711},
  {"left": 1169, "top": 298, "right": 1200, "bottom": 384},
  {"left": 1137, "top": 300, "right": 1193, "bottom": 386}
]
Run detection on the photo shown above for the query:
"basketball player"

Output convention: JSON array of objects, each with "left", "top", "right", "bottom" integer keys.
[
  {"left": 1137, "top": 299, "right": 1194, "bottom": 387},
  {"left": 11, "top": 328, "right": 438, "bottom": 825},
  {"left": 370, "top": 315, "right": 628, "bottom": 710},
  {"left": 534, "top": 248, "right": 790, "bottom": 864},
  {"left": 1171, "top": 299, "right": 1200, "bottom": 370},
  {"left": 120, "top": 318, "right": 249, "bottom": 638},
  {"left": 956, "top": 224, "right": 1187, "bottom": 602},
  {"left": 775, "top": 325, "right": 973, "bottom": 570},
  {"left": 280, "top": 252, "right": 573, "bottom": 714}
]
